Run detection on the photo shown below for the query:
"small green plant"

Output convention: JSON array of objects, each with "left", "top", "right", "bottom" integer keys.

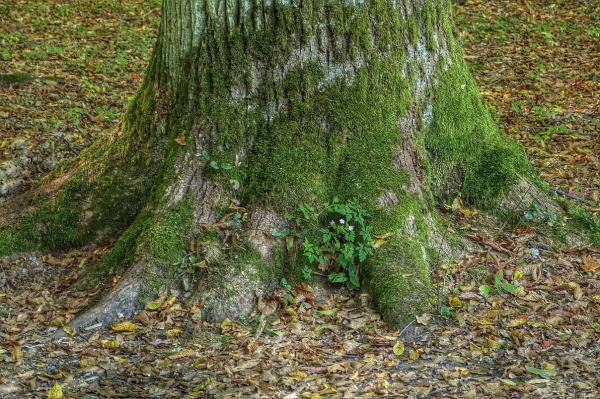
[
  {"left": 239, "top": 314, "right": 260, "bottom": 327},
  {"left": 201, "top": 150, "right": 233, "bottom": 170},
  {"left": 524, "top": 203, "right": 557, "bottom": 227},
  {"left": 569, "top": 206, "right": 600, "bottom": 233},
  {"left": 479, "top": 270, "right": 516, "bottom": 296},
  {"left": 280, "top": 278, "right": 292, "bottom": 291},
  {"left": 301, "top": 265, "right": 312, "bottom": 280},
  {"left": 172, "top": 250, "right": 200, "bottom": 291},
  {"left": 524, "top": 203, "right": 541, "bottom": 221},
  {"left": 534, "top": 124, "right": 571, "bottom": 141},
  {"left": 65, "top": 106, "right": 84, "bottom": 126},
  {"left": 276, "top": 197, "right": 375, "bottom": 290}
]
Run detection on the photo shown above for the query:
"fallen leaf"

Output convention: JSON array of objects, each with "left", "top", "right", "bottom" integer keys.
[
  {"left": 581, "top": 255, "right": 600, "bottom": 272},
  {"left": 393, "top": 341, "right": 405, "bottom": 356}
]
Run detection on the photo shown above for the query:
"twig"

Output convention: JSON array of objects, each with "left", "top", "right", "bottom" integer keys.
[
  {"left": 398, "top": 319, "right": 416, "bottom": 338},
  {"left": 551, "top": 187, "right": 594, "bottom": 205}
]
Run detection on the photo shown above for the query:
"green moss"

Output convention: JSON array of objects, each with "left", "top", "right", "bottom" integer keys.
[
  {"left": 426, "top": 56, "right": 531, "bottom": 209},
  {"left": 0, "top": 73, "right": 32, "bottom": 84},
  {"left": 142, "top": 196, "right": 194, "bottom": 265},
  {"left": 84, "top": 211, "right": 151, "bottom": 289},
  {"left": 363, "top": 236, "right": 436, "bottom": 328}
]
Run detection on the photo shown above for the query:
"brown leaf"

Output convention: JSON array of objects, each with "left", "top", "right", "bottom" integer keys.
[
  {"left": 174, "top": 131, "right": 186, "bottom": 146},
  {"left": 258, "top": 381, "right": 269, "bottom": 395},
  {"left": 292, "top": 283, "right": 317, "bottom": 305},
  {"left": 581, "top": 255, "right": 600, "bottom": 272}
]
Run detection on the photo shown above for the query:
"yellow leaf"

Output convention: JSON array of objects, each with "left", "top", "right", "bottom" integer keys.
[
  {"left": 289, "top": 371, "right": 307, "bottom": 379},
  {"left": 514, "top": 270, "right": 524, "bottom": 280},
  {"left": 285, "top": 307, "right": 298, "bottom": 317},
  {"left": 49, "top": 317, "right": 65, "bottom": 327},
  {"left": 110, "top": 321, "right": 137, "bottom": 333},
  {"left": 372, "top": 232, "right": 394, "bottom": 248},
  {"left": 408, "top": 348, "right": 422, "bottom": 360},
  {"left": 393, "top": 341, "right": 405, "bottom": 356},
  {"left": 164, "top": 295, "right": 177, "bottom": 306},
  {"left": 506, "top": 318, "right": 528, "bottom": 328},
  {"left": 192, "top": 377, "right": 216, "bottom": 392},
  {"left": 62, "top": 326, "right": 77, "bottom": 336},
  {"left": 99, "top": 339, "right": 120, "bottom": 349},
  {"left": 221, "top": 318, "right": 233, "bottom": 333},
  {"left": 590, "top": 294, "right": 600, "bottom": 303},
  {"left": 166, "top": 329, "right": 183, "bottom": 338},
  {"left": 316, "top": 383, "right": 338, "bottom": 394},
  {"left": 146, "top": 301, "right": 162, "bottom": 310},
  {"left": 40, "top": 372, "right": 64, "bottom": 379},
  {"left": 302, "top": 393, "right": 322, "bottom": 399},
  {"left": 47, "top": 383, "right": 63, "bottom": 399},
  {"left": 448, "top": 296, "right": 462, "bottom": 308}
]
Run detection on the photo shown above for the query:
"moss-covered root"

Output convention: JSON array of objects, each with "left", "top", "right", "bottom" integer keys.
[{"left": 362, "top": 236, "right": 436, "bottom": 329}]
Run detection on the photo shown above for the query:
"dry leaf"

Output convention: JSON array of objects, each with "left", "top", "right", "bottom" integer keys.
[
  {"left": 393, "top": 341, "right": 405, "bottom": 356},
  {"left": 47, "top": 383, "right": 62, "bottom": 399},
  {"left": 174, "top": 131, "right": 186, "bottom": 146},
  {"left": 110, "top": 321, "right": 137, "bottom": 333},
  {"left": 581, "top": 255, "right": 600, "bottom": 272}
]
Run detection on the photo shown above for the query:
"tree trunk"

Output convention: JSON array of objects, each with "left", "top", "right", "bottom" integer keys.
[{"left": 0, "top": 0, "right": 535, "bottom": 330}]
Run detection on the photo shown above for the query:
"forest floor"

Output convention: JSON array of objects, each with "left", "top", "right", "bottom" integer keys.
[{"left": 1, "top": 0, "right": 600, "bottom": 398}]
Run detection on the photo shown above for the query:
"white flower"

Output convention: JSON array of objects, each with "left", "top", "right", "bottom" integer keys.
[
  {"left": 339, "top": 219, "right": 345, "bottom": 224},
  {"left": 348, "top": 225, "right": 354, "bottom": 231},
  {"left": 330, "top": 220, "right": 335, "bottom": 225}
]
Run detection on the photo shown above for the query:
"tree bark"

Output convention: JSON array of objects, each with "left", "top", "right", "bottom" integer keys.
[{"left": 0, "top": 0, "right": 536, "bottom": 330}]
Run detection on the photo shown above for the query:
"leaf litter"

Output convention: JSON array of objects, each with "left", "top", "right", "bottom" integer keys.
[{"left": 1, "top": 0, "right": 600, "bottom": 398}]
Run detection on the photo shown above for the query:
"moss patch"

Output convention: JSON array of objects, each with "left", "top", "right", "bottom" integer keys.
[
  {"left": 362, "top": 235, "right": 436, "bottom": 328},
  {"left": 426, "top": 47, "right": 532, "bottom": 209}
]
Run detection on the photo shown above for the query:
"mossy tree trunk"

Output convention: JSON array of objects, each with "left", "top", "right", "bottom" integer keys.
[{"left": 0, "top": 0, "right": 534, "bottom": 330}]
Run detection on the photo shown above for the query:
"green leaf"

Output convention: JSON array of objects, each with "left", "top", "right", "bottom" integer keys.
[
  {"left": 557, "top": 332, "right": 571, "bottom": 341},
  {"left": 314, "top": 308, "right": 338, "bottom": 317},
  {"left": 280, "top": 278, "right": 292, "bottom": 290},
  {"left": 479, "top": 285, "right": 492, "bottom": 295},
  {"left": 314, "top": 324, "right": 336, "bottom": 336},
  {"left": 329, "top": 272, "right": 347, "bottom": 283},
  {"left": 493, "top": 270, "right": 504, "bottom": 287},
  {"left": 527, "top": 379, "right": 549, "bottom": 384},
  {"left": 220, "top": 163, "right": 233, "bottom": 169},
  {"left": 349, "top": 272, "right": 360, "bottom": 288},
  {"left": 285, "top": 236, "right": 294, "bottom": 251},
  {"left": 501, "top": 282, "right": 516, "bottom": 294},
  {"left": 524, "top": 365, "right": 557, "bottom": 378},
  {"left": 209, "top": 160, "right": 219, "bottom": 169},
  {"left": 271, "top": 228, "right": 291, "bottom": 237},
  {"left": 440, "top": 306, "right": 451, "bottom": 316},
  {"left": 499, "top": 378, "right": 517, "bottom": 386}
]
